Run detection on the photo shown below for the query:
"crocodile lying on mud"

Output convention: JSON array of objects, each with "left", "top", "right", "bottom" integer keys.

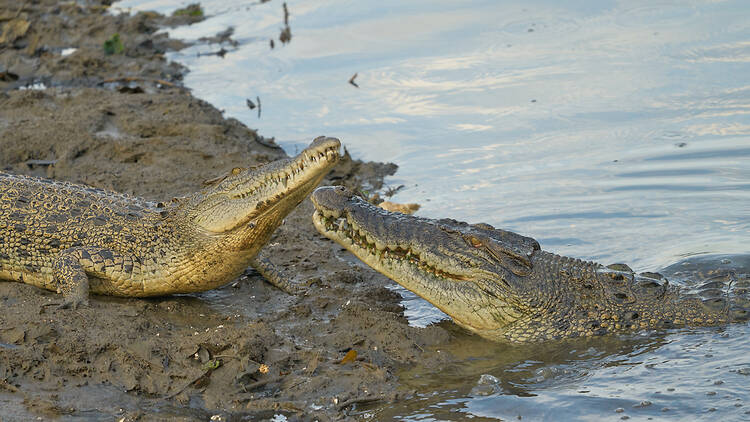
[
  {"left": 311, "top": 186, "right": 749, "bottom": 343},
  {"left": 0, "top": 137, "right": 340, "bottom": 308}
]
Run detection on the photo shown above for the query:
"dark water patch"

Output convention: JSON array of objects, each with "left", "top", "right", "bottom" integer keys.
[
  {"left": 607, "top": 183, "right": 750, "bottom": 192},
  {"left": 507, "top": 210, "right": 667, "bottom": 223},
  {"left": 616, "top": 168, "right": 715, "bottom": 178},
  {"left": 536, "top": 237, "right": 591, "bottom": 247},
  {"left": 644, "top": 148, "right": 750, "bottom": 162}
]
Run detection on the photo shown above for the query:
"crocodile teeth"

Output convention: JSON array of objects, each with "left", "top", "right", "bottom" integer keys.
[
  {"left": 323, "top": 209, "right": 342, "bottom": 219},
  {"left": 315, "top": 208, "right": 467, "bottom": 282}
]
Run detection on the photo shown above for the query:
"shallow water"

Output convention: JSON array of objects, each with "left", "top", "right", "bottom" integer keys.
[{"left": 116, "top": 0, "right": 750, "bottom": 419}]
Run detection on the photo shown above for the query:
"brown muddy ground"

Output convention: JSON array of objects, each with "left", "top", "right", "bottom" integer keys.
[{"left": 0, "top": 1, "right": 454, "bottom": 421}]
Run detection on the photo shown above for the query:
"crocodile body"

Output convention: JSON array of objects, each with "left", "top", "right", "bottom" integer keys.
[
  {"left": 0, "top": 137, "right": 340, "bottom": 307},
  {"left": 311, "top": 186, "right": 748, "bottom": 343}
]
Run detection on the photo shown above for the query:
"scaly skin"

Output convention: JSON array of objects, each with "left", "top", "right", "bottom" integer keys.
[
  {"left": 0, "top": 137, "right": 340, "bottom": 307},
  {"left": 311, "top": 186, "right": 748, "bottom": 343}
]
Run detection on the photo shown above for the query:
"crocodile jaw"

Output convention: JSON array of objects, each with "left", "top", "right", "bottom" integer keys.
[
  {"left": 311, "top": 186, "right": 526, "bottom": 334},
  {"left": 191, "top": 136, "right": 340, "bottom": 234}
]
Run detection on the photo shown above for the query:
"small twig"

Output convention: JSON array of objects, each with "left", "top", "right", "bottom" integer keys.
[
  {"left": 239, "top": 375, "right": 282, "bottom": 392},
  {"left": 99, "top": 76, "right": 181, "bottom": 89},
  {"left": 348, "top": 73, "right": 359, "bottom": 88},
  {"left": 13, "top": 1, "right": 26, "bottom": 19},
  {"left": 164, "top": 370, "right": 210, "bottom": 399},
  {"left": 285, "top": 379, "right": 308, "bottom": 390},
  {"left": 337, "top": 395, "right": 385, "bottom": 411},
  {"left": 25, "top": 159, "right": 57, "bottom": 166},
  {"left": 211, "top": 354, "right": 239, "bottom": 361}
]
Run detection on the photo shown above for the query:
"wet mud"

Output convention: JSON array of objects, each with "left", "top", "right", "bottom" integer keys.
[{"left": 0, "top": 1, "right": 449, "bottom": 420}]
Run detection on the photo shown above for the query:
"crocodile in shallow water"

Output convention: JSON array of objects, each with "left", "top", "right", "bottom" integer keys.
[
  {"left": 311, "top": 186, "right": 748, "bottom": 343},
  {"left": 0, "top": 137, "right": 340, "bottom": 308}
]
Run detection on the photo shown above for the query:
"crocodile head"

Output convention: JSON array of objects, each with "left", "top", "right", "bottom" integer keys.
[
  {"left": 313, "top": 186, "right": 743, "bottom": 343},
  {"left": 188, "top": 137, "right": 340, "bottom": 244},
  {"left": 311, "top": 185, "right": 542, "bottom": 338}
]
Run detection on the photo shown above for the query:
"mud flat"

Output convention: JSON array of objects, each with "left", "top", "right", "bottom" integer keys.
[{"left": 0, "top": 1, "right": 452, "bottom": 420}]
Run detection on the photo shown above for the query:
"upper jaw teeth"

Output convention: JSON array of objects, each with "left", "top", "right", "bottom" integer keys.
[
  {"left": 233, "top": 147, "right": 339, "bottom": 199},
  {"left": 304, "top": 147, "right": 339, "bottom": 166},
  {"left": 317, "top": 211, "right": 459, "bottom": 280},
  {"left": 319, "top": 208, "right": 342, "bottom": 219}
]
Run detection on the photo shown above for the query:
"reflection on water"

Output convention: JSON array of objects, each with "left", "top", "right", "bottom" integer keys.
[
  {"left": 115, "top": 0, "right": 749, "bottom": 419},
  {"left": 374, "top": 326, "right": 750, "bottom": 421}
]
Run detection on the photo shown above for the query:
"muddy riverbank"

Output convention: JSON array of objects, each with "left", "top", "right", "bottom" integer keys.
[{"left": 0, "top": 1, "right": 451, "bottom": 420}]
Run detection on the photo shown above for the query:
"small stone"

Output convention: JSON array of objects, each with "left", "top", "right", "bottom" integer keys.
[
  {"left": 477, "top": 374, "right": 500, "bottom": 385},
  {"left": 714, "top": 380, "right": 724, "bottom": 385},
  {"left": 635, "top": 400, "right": 652, "bottom": 408},
  {"left": 615, "top": 408, "right": 624, "bottom": 413},
  {"left": 472, "top": 384, "right": 496, "bottom": 396},
  {"left": 621, "top": 417, "right": 629, "bottom": 420},
  {"left": 737, "top": 368, "right": 750, "bottom": 375},
  {"left": 706, "top": 391, "right": 716, "bottom": 396},
  {"left": 667, "top": 388, "right": 675, "bottom": 392},
  {"left": 661, "top": 408, "right": 670, "bottom": 412}
]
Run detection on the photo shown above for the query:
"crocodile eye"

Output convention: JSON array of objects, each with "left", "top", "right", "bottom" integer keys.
[{"left": 467, "top": 236, "right": 483, "bottom": 248}]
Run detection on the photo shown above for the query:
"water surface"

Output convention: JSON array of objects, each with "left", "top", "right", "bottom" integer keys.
[{"left": 116, "top": 0, "right": 750, "bottom": 419}]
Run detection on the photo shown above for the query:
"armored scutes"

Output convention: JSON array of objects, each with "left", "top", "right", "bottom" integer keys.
[
  {"left": 0, "top": 137, "right": 340, "bottom": 307},
  {"left": 311, "top": 186, "right": 748, "bottom": 343}
]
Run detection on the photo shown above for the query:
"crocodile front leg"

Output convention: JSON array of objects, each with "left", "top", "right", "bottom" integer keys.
[
  {"left": 53, "top": 247, "right": 137, "bottom": 308},
  {"left": 249, "top": 250, "right": 302, "bottom": 295}
]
